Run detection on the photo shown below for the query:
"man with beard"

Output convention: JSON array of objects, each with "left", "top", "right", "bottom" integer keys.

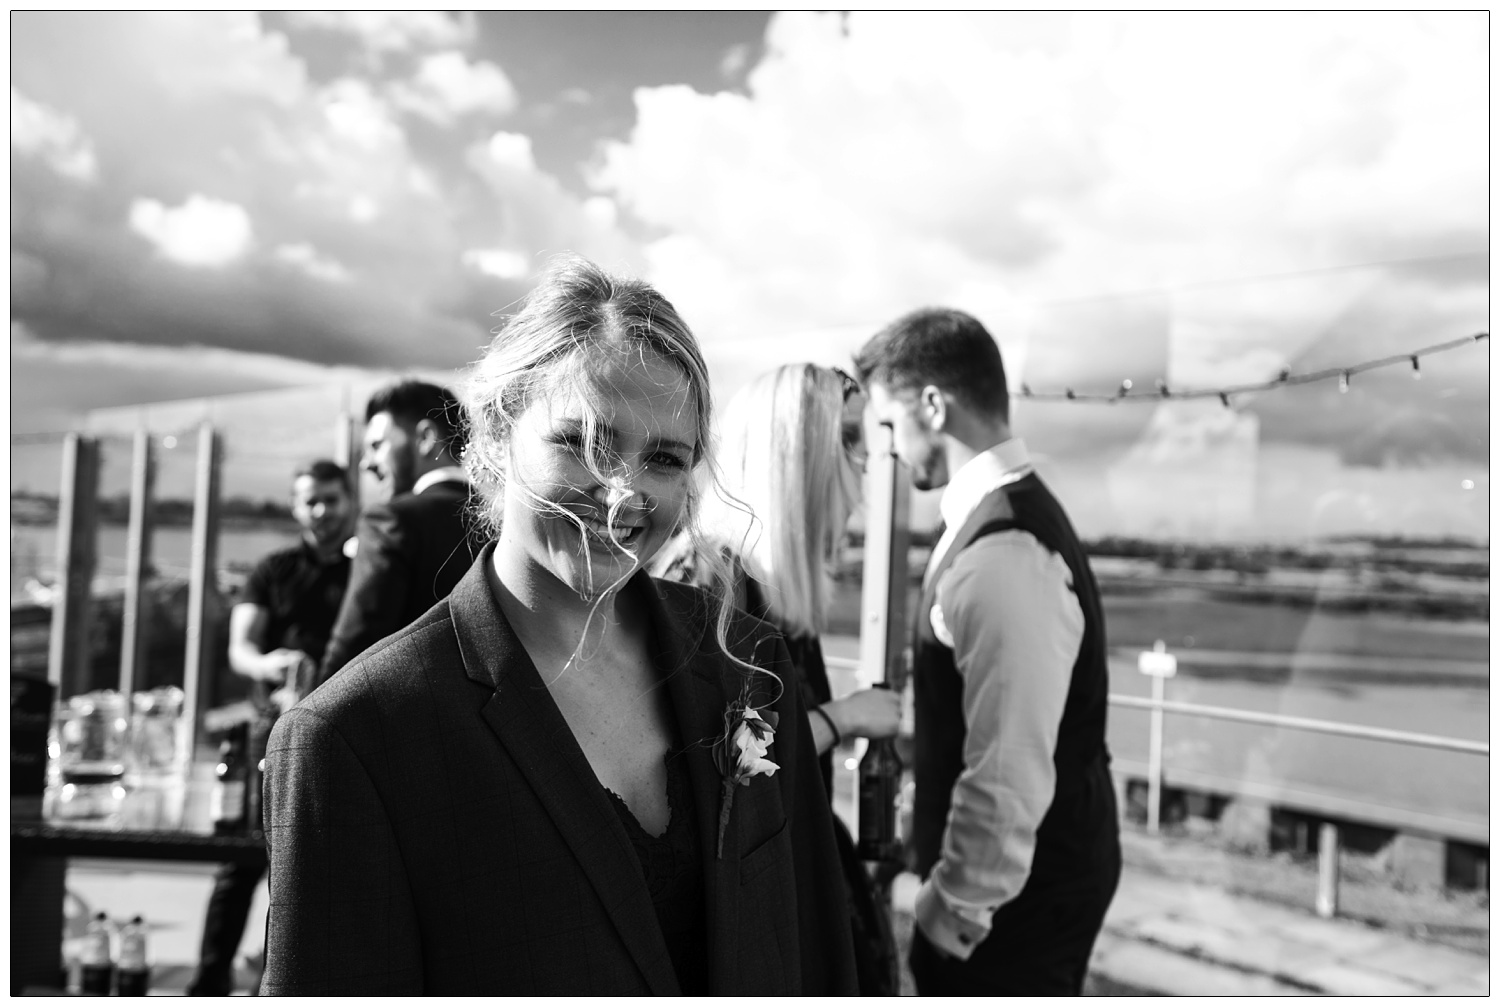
[
  {"left": 188, "top": 459, "right": 354, "bottom": 996},
  {"left": 856, "top": 309, "right": 1121, "bottom": 996},
  {"left": 312, "top": 379, "right": 483, "bottom": 691}
]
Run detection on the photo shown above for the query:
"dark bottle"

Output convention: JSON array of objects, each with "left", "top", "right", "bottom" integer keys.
[
  {"left": 115, "top": 915, "right": 150, "bottom": 996},
  {"left": 79, "top": 911, "right": 114, "bottom": 995},
  {"left": 857, "top": 687, "right": 904, "bottom": 863},
  {"left": 210, "top": 722, "right": 249, "bottom": 835},
  {"left": 245, "top": 713, "right": 273, "bottom": 834}
]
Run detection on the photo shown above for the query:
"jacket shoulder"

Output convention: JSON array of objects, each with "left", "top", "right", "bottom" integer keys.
[{"left": 299, "top": 602, "right": 462, "bottom": 717}]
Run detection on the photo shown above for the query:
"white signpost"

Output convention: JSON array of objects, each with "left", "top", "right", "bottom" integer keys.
[{"left": 1138, "top": 639, "right": 1177, "bottom": 834}]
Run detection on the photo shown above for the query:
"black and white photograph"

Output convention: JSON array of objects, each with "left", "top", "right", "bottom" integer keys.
[{"left": 10, "top": 11, "right": 1488, "bottom": 996}]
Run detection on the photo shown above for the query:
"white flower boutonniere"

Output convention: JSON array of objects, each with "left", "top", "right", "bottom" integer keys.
[{"left": 713, "top": 702, "right": 779, "bottom": 859}]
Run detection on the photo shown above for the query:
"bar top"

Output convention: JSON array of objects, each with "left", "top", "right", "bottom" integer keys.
[{"left": 11, "top": 822, "right": 266, "bottom": 864}]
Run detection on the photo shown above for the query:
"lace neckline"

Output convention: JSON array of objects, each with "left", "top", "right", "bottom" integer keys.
[{"left": 604, "top": 747, "right": 691, "bottom": 843}]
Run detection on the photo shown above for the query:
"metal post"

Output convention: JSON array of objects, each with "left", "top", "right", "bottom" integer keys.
[
  {"left": 858, "top": 422, "right": 912, "bottom": 689},
  {"left": 119, "top": 429, "right": 156, "bottom": 697},
  {"left": 1316, "top": 822, "right": 1341, "bottom": 918},
  {"left": 183, "top": 422, "right": 222, "bottom": 757},
  {"left": 46, "top": 434, "right": 100, "bottom": 699},
  {"left": 334, "top": 401, "right": 360, "bottom": 511},
  {"left": 1146, "top": 672, "right": 1166, "bottom": 834}
]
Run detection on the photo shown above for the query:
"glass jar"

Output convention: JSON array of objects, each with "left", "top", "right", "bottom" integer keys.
[
  {"left": 49, "top": 691, "right": 131, "bottom": 827},
  {"left": 122, "top": 686, "right": 189, "bottom": 830}
]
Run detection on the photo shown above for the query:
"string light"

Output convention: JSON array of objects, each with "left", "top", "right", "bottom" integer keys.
[{"left": 1012, "top": 331, "right": 1486, "bottom": 404}]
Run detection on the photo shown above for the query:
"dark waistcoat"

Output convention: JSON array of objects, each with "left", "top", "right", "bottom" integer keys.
[{"left": 909, "top": 472, "right": 1116, "bottom": 889}]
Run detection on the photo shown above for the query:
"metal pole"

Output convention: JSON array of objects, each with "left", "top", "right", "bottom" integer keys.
[
  {"left": 1146, "top": 673, "right": 1165, "bottom": 834},
  {"left": 183, "top": 422, "right": 222, "bottom": 758},
  {"left": 334, "top": 404, "right": 360, "bottom": 510},
  {"left": 46, "top": 434, "right": 100, "bottom": 699},
  {"left": 1109, "top": 694, "right": 1489, "bottom": 756},
  {"left": 119, "top": 428, "right": 156, "bottom": 697},
  {"left": 1316, "top": 822, "right": 1341, "bottom": 918},
  {"left": 858, "top": 422, "right": 911, "bottom": 689}
]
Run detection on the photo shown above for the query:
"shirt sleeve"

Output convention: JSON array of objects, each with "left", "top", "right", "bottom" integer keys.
[
  {"left": 242, "top": 554, "right": 276, "bottom": 609},
  {"left": 913, "top": 530, "right": 1084, "bottom": 960}
]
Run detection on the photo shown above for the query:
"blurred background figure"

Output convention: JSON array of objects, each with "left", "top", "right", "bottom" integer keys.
[
  {"left": 652, "top": 361, "right": 904, "bottom": 993},
  {"left": 312, "top": 380, "right": 485, "bottom": 692},
  {"left": 188, "top": 459, "right": 354, "bottom": 996}
]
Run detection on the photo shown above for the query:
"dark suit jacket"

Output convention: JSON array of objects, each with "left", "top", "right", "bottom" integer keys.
[
  {"left": 261, "top": 545, "right": 859, "bottom": 995},
  {"left": 314, "top": 477, "right": 482, "bottom": 690}
]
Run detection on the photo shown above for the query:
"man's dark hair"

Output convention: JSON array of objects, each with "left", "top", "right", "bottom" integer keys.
[
  {"left": 366, "top": 379, "right": 467, "bottom": 456},
  {"left": 292, "top": 458, "right": 351, "bottom": 491},
  {"left": 854, "top": 308, "right": 1009, "bottom": 422}
]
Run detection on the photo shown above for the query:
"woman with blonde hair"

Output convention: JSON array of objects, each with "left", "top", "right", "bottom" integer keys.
[
  {"left": 653, "top": 362, "right": 903, "bottom": 993},
  {"left": 261, "top": 256, "right": 857, "bottom": 995}
]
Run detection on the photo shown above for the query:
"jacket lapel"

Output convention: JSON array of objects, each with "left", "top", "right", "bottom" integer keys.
[
  {"left": 446, "top": 550, "right": 680, "bottom": 995},
  {"left": 646, "top": 579, "right": 790, "bottom": 994},
  {"left": 644, "top": 579, "right": 742, "bottom": 992}
]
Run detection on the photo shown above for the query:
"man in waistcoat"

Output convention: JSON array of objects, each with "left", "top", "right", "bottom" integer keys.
[{"left": 855, "top": 308, "right": 1120, "bottom": 995}]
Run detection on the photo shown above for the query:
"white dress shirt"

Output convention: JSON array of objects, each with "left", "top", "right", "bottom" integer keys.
[
  {"left": 412, "top": 466, "right": 469, "bottom": 496},
  {"left": 914, "top": 438, "right": 1086, "bottom": 961}
]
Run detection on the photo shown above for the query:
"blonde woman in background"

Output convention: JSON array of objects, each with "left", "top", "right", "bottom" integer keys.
[{"left": 652, "top": 362, "right": 903, "bottom": 993}]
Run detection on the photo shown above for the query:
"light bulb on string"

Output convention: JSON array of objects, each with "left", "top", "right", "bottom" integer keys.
[
  {"left": 1155, "top": 378, "right": 1171, "bottom": 398},
  {"left": 1338, "top": 371, "right": 1350, "bottom": 394},
  {"left": 1118, "top": 378, "right": 1133, "bottom": 398},
  {"left": 1410, "top": 356, "right": 1421, "bottom": 380},
  {"left": 1218, "top": 392, "right": 1231, "bottom": 408}
]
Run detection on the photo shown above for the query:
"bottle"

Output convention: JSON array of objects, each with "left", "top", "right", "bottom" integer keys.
[
  {"left": 245, "top": 712, "right": 272, "bottom": 833},
  {"left": 116, "top": 915, "right": 150, "bottom": 996},
  {"left": 78, "top": 911, "right": 114, "bottom": 995},
  {"left": 857, "top": 685, "right": 904, "bottom": 863},
  {"left": 210, "top": 723, "right": 249, "bottom": 835}
]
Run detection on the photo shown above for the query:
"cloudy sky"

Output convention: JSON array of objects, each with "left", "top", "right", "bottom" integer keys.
[{"left": 9, "top": 12, "right": 1490, "bottom": 540}]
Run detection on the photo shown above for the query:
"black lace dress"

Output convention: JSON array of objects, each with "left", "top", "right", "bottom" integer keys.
[{"left": 604, "top": 748, "right": 709, "bottom": 994}]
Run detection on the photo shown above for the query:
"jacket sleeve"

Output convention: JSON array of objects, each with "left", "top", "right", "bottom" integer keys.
[
  {"left": 316, "top": 504, "right": 412, "bottom": 689},
  {"left": 773, "top": 639, "right": 860, "bottom": 994},
  {"left": 261, "top": 705, "right": 423, "bottom": 994}
]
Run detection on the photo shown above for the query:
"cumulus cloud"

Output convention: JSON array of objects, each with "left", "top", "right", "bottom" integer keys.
[
  {"left": 129, "top": 194, "right": 254, "bottom": 267},
  {"left": 390, "top": 51, "right": 518, "bottom": 124},
  {"left": 11, "top": 11, "right": 635, "bottom": 375},
  {"left": 282, "top": 10, "right": 475, "bottom": 54},
  {"left": 484, "top": 131, "right": 537, "bottom": 173},
  {"left": 274, "top": 243, "right": 351, "bottom": 282},
  {"left": 462, "top": 248, "right": 530, "bottom": 281},
  {"left": 598, "top": 12, "right": 1486, "bottom": 346},
  {"left": 11, "top": 85, "right": 98, "bottom": 181}
]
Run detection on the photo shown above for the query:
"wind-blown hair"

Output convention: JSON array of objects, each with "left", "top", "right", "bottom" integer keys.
[
  {"left": 854, "top": 307, "right": 1009, "bottom": 422},
  {"left": 697, "top": 364, "right": 861, "bottom": 639},
  {"left": 462, "top": 253, "right": 770, "bottom": 686}
]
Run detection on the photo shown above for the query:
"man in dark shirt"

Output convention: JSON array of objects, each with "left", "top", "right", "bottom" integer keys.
[
  {"left": 312, "top": 379, "right": 483, "bottom": 691},
  {"left": 187, "top": 459, "right": 354, "bottom": 996}
]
